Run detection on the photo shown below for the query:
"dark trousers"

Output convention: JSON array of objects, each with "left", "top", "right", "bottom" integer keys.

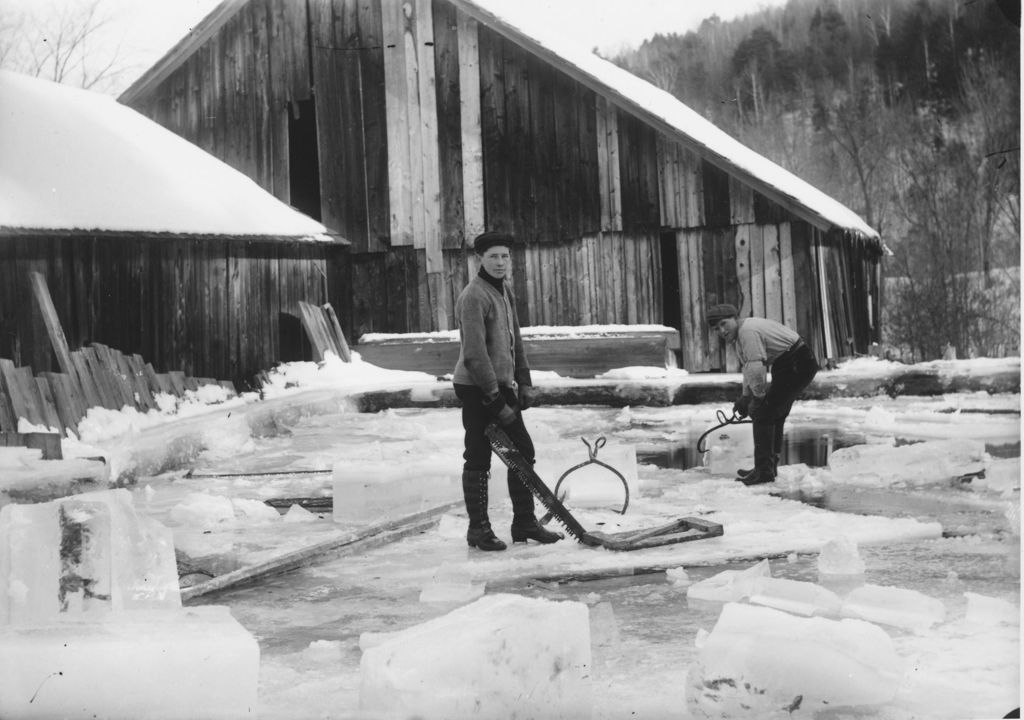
[
  {"left": 453, "top": 383, "right": 536, "bottom": 521},
  {"left": 750, "top": 343, "right": 819, "bottom": 470}
]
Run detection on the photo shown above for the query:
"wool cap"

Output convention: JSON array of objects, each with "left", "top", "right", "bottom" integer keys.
[
  {"left": 707, "top": 303, "right": 739, "bottom": 325},
  {"left": 472, "top": 231, "right": 515, "bottom": 255}
]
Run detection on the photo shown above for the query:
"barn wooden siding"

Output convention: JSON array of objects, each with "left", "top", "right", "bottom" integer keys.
[
  {"left": 121, "top": 0, "right": 881, "bottom": 368},
  {"left": 0, "top": 235, "right": 347, "bottom": 388}
]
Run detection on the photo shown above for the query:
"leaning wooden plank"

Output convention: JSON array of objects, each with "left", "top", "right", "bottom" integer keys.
[
  {"left": 323, "top": 303, "right": 352, "bottom": 361},
  {"left": 154, "top": 373, "right": 176, "bottom": 396},
  {"left": 125, "top": 354, "right": 156, "bottom": 410},
  {"left": 91, "top": 344, "right": 134, "bottom": 408},
  {"left": 34, "top": 376, "right": 63, "bottom": 434},
  {"left": 297, "top": 300, "right": 331, "bottom": 361},
  {"left": 183, "top": 375, "right": 199, "bottom": 392},
  {"left": 167, "top": 371, "right": 188, "bottom": 396},
  {"left": 0, "top": 366, "right": 18, "bottom": 433},
  {"left": 140, "top": 360, "right": 164, "bottom": 395},
  {"left": 0, "top": 361, "right": 40, "bottom": 428},
  {"left": 69, "top": 351, "right": 104, "bottom": 410},
  {"left": 219, "top": 380, "right": 237, "bottom": 396},
  {"left": 29, "top": 271, "right": 76, "bottom": 380},
  {"left": 42, "top": 372, "right": 82, "bottom": 435},
  {"left": 80, "top": 346, "right": 119, "bottom": 409},
  {"left": 180, "top": 500, "right": 462, "bottom": 602}
]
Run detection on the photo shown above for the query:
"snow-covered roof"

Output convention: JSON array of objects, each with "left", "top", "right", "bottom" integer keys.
[
  {"left": 454, "top": 0, "right": 879, "bottom": 242},
  {"left": 0, "top": 70, "right": 331, "bottom": 240}
]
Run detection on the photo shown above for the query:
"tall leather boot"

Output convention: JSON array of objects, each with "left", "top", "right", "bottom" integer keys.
[
  {"left": 741, "top": 421, "right": 777, "bottom": 486},
  {"left": 772, "top": 422, "right": 786, "bottom": 474},
  {"left": 507, "top": 471, "right": 563, "bottom": 545},
  {"left": 462, "top": 470, "right": 506, "bottom": 551}
]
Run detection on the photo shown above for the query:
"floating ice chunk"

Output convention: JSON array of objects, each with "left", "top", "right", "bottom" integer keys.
[
  {"left": 0, "top": 489, "right": 180, "bottom": 624},
  {"left": 828, "top": 439, "right": 987, "bottom": 486},
  {"left": 841, "top": 583, "right": 946, "bottom": 632},
  {"left": 973, "top": 457, "right": 1021, "bottom": 496},
  {"left": 589, "top": 601, "right": 620, "bottom": 648},
  {"left": 419, "top": 564, "right": 484, "bottom": 604},
  {"left": 748, "top": 577, "right": 843, "bottom": 617},
  {"left": 232, "top": 497, "right": 282, "bottom": 522},
  {"left": 687, "top": 559, "right": 771, "bottom": 604},
  {"left": 283, "top": 503, "right": 317, "bottom": 523},
  {"left": 964, "top": 592, "right": 1019, "bottom": 626},
  {"left": 0, "top": 606, "right": 259, "bottom": 720},
  {"left": 687, "top": 603, "right": 903, "bottom": 716},
  {"left": 818, "top": 535, "right": 866, "bottom": 577},
  {"left": 701, "top": 427, "right": 754, "bottom": 477},
  {"left": 359, "top": 593, "right": 591, "bottom": 720},
  {"left": 666, "top": 566, "right": 691, "bottom": 587},
  {"left": 169, "top": 492, "right": 235, "bottom": 528},
  {"left": 333, "top": 462, "right": 459, "bottom": 524}
]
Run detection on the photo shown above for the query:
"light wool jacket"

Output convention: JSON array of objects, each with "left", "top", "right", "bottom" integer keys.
[{"left": 452, "top": 275, "right": 532, "bottom": 395}]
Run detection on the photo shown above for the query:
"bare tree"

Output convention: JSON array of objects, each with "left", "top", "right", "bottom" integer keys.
[{"left": 0, "top": 0, "right": 128, "bottom": 93}]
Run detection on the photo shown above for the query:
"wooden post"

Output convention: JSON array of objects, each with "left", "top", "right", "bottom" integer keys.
[{"left": 29, "top": 272, "right": 75, "bottom": 379}]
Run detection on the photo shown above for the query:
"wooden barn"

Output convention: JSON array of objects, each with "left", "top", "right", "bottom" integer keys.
[
  {"left": 0, "top": 69, "right": 343, "bottom": 392},
  {"left": 119, "top": 0, "right": 883, "bottom": 373}
]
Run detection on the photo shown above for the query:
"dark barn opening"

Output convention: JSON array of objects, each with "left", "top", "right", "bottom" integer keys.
[
  {"left": 660, "top": 231, "right": 681, "bottom": 334},
  {"left": 288, "top": 98, "right": 322, "bottom": 222}
]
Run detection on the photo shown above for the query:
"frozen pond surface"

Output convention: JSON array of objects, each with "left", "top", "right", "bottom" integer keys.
[{"left": 138, "top": 395, "right": 1020, "bottom": 720}]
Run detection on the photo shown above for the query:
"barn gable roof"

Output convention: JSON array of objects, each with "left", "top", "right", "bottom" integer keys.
[
  {"left": 0, "top": 69, "right": 331, "bottom": 240},
  {"left": 119, "top": 0, "right": 879, "bottom": 245},
  {"left": 454, "top": 0, "right": 879, "bottom": 243}
]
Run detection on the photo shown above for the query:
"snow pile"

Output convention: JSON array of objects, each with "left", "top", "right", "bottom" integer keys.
[
  {"left": 359, "top": 594, "right": 591, "bottom": 720},
  {"left": 687, "top": 603, "right": 903, "bottom": 716}
]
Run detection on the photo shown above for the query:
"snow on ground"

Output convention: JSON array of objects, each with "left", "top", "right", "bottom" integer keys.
[{"left": 1, "top": 352, "right": 1019, "bottom": 719}]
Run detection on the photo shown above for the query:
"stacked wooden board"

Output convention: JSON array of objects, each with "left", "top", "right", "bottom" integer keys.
[{"left": 0, "top": 346, "right": 235, "bottom": 439}]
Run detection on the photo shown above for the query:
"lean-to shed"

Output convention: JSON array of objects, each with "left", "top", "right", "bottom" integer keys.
[
  {"left": 0, "top": 70, "right": 344, "bottom": 388},
  {"left": 120, "top": 0, "right": 884, "bottom": 371}
]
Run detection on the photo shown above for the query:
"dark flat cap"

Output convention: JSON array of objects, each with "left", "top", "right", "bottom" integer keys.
[
  {"left": 707, "top": 303, "right": 739, "bottom": 325},
  {"left": 472, "top": 231, "right": 515, "bottom": 254}
]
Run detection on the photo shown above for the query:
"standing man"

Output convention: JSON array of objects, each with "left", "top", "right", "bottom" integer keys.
[
  {"left": 707, "top": 303, "right": 819, "bottom": 486},
  {"left": 452, "top": 231, "right": 563, "bottom": 551}
]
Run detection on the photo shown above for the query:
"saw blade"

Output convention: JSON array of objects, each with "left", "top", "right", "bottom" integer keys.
[{"left": 485, "top": 424, "right": 589, "bottom": 542}]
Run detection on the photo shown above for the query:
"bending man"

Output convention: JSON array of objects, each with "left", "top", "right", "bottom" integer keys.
[{"left": 707, "top": 304, "right": 819, "bottom": 486}]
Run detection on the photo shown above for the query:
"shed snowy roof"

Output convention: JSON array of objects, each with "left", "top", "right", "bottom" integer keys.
[{"left": 0, "top": 70, "right": 330, "bottom": 240}]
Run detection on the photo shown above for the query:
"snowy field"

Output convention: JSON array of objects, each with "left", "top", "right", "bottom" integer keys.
[{"left": 2, "top": 354, "right": 1020, "bottom": 719}]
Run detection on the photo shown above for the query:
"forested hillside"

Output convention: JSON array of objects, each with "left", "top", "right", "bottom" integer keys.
[{"left": 612, "top": 0, "right": 1020, "bottom": 360}]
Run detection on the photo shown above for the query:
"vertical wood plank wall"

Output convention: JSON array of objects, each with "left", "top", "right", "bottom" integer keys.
[
  {"left": 0, "top": 236, "right": 347, "bottom": 388},
  {"left": 119, "top": 0, "right": 882, "bottom": 366}
]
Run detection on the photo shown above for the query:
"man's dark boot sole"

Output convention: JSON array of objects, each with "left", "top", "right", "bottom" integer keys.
[{"left": 511, "top": 527, "right": 563, "bottom": 544}]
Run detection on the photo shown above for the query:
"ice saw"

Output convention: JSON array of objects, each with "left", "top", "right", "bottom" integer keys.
[{"left": 486, "top": 424, "right": 723, "bottom": 551}]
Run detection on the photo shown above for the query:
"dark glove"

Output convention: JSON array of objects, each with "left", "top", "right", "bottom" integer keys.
[
  {"left": 518, "top": 385, "right": 534, "bottom": 411},
  {"left": 733, "top": 395, "right": 751, "bottom": 418},
  {"left": 484, "top": 393, "right": 517, "bottom": 426}
]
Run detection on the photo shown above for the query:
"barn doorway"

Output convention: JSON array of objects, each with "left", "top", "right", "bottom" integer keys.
[
  {"left": 659, "top": 230, "right": 682, "bottom": 364},
  {"left": 288, "top": 98, "right": 322, "bottom": 222}
]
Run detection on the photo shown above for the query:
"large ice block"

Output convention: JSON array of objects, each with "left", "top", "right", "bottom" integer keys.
[
  {"left": 0, "top": 606, "right": 259, "bottom": 719},
  {"left": 686, "top": 559, "right": 771, "bottom": 604},
  {"left": 964, "top": 592, "right": 1019, "bottom": 626},
  {"left": 748, "top": 576, "right": 843, "bottom": 617},
  {"left": 841, "top": 583, "right": 946, "bottom": 632},
  {"left": 359, "top": 593, "right": 592, "bottom": 720},
  {"left": 535, "top": 440, "right": 639, "bottom": 509},
  {"left": 828, "top": 438, "right": 987, "bottom": 485},
  {"left": 333, "top": 461, "right": 460, "bottom": 523},
  {"left": 0, "top": 489, "right": 180, "bottom": 624},
  {"left": 817, "top": 535, "right": 866, "bottom": 577},
  {"left": 701, "top": 426, "right": 754, "bottom": 477},
  {"left": 687, "top": 602, "right": 903, "bottom": 716}
]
